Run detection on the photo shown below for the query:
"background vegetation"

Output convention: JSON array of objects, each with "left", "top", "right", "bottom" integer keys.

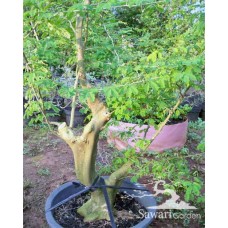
[
  {"left": 23, "top": 0, "right": 205, "bottom": 226},
  {"left": 24, "top": 0, "right": 205, "bottom": 126}
]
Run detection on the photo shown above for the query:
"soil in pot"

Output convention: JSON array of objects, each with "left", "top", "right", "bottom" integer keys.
[
  {"left": 53, "top": 191, "right": 147, "bottom": 228},
  {"left": 64, "top": 107, "right": 86, "bottom": 127},
  {"left": 166, "top": 117, "right": 187, "bottom": 125}
]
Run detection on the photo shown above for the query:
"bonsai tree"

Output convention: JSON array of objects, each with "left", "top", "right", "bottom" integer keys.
[{"left": 23, "top": 0, "right": 204, "bottom": 222}]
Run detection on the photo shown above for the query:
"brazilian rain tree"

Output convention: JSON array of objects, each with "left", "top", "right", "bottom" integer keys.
[{"left": 23, "top": 0, "right": 205, "bottom": 222}]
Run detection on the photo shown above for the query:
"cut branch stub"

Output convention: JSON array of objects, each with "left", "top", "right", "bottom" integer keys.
[{"left": 57, "top": 122, "right": 78, "bottom": 145}]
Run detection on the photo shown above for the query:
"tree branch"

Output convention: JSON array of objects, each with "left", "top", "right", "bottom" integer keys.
[
  {"left": 69, "top": 65, "right": 79, "bottom": 128},
  {"left": 103, "top": 23, "right": 120, "bottom": 64},
  {"left": 29, "top": 86, "right": 54, "bottom": 132},
  {"left": 106, "top": 162, "right": 132, "bottom": 186},
  {"left": 74, "top": 11, "right": 110, "bottom": 117},
  {"left": 68, "top": 20, "right": 76, "bottom": 34},
  {"left": 23, "top": 52, "right": 57, "bottom": 134},
  {"left": 143, "top": 87, "right": 190, "bottom": 152},
  {"left": 84, "top": 1, "right": 90, "bottom": 49},
  {"left": 75, "top": 14, "right": 87, "bottom": 86},
  {"left": 30, "top": 22, "right": 39, "bottom": 41}
]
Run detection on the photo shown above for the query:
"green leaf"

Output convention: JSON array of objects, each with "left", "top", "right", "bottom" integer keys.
[
  {"left": 150, "top": 51, "right": 158, "bottom": 63},
  {"left": 145, "top": 83, "right": 150, "bottom": 92},
  {"left": 59, "top": 28, "right": 71, "bottom": 39},
  {"left": 149, "top": 81, "right": 159, "bottom": 90},
  {"left": 131, "top": 86, "right": 138, "bottom": 95},
  {"left": 111, "top": 88, "right": 119, "bottom": 97},
  {"left": 131, "top": 176, "right": 138, "bottom": 183},
  {"left": 88, "top": 91, "right": 96, "bottom": 102},
  {"left": 104, "top": 87, "right": 112, "bottom": 98},
  {"left": 185, "top": 188, "right": 192, "bottom": 202}
]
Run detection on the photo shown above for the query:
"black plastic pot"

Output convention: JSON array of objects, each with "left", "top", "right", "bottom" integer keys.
[
  {"left": 43, "top": 96, "right": 64, "bottom": 107},
  {"left": 23, "top": 98, "right": 30, "bottom": 126},
  {"left": 45, "top": 178, "right": 157, "bottom": 228},
  {"left": 187, "top": 103, "right": 203, "bottom": 121},
  {"left": 199, "top": 102, "right": 205, "bottom": 121},
  {"left": 182, "top": 94, "right": 204, "bottom": 122},
  {"left": 63, "top": 107, "right": 86, "bottom": 127},
  {"left": 53, "top": 96, "right": 64, "bottom": 107},
  {"left": 46, "top": 109, "right": 63, "bottom": 122},
  {"left": 187, "top": 112, "right": 199, "bottom": 122}
]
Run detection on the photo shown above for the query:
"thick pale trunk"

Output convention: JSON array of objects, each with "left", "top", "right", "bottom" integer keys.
[
  {"left": 56, "top": 117, "right": 132, "bottom": 221},
  {"left": 57, "top": 104, "right": 111, "bottom": 186}
]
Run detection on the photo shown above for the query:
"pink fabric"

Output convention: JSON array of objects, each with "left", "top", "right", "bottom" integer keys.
[{"left": 107, "top": 120, "right": 188, "bottom": 152}]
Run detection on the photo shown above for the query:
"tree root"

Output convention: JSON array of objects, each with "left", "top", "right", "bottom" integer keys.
[{"left": 77, "top": 196, "right": 110, "bottom": 222}]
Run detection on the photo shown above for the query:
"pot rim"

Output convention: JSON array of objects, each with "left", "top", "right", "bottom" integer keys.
[{"left": 114, "top": 118, "right": 188, "bottom": 127}]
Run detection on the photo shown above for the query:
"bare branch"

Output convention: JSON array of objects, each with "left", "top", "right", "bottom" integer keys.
[
  {"left": 68, "top": 20, "right": 76, "bottom": 34},
  {"left": 83, "top": 0, "right": 90, "bottom": 49},
  {"left": 103, "top": 23, "right": 120, "bottom": 64},
  {"left": 70, "top": 65, "right": 80, "bottom": 128},
  {"left": 30, "top": 22, "right": 39, "bottom": 41},
  {"left": 31, "top": 86, "right": 53, "bottom": 132},
  {"left": 69, "top": 14, "right": 86, "bottom": 128},
  {"left": 59, "top": 100, "right": 72, "bottom": 109},
  {"left": 107, "top": 162, "right": 132, "bottom": 186},
  {"left": 75, "top": 14, "right": 87, "bottom": 87}
]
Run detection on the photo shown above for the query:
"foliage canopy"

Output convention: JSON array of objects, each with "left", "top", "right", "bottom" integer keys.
[{"left": 24, "top": 0, "right": 204, "bottom": 126}]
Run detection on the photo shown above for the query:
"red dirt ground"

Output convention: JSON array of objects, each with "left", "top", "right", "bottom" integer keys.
[
  {"left": 23, "top": 126, "right": 204, "bottom": 228},
  {"left": 23, "top": 126, "right": 115, "bottom": 228}
]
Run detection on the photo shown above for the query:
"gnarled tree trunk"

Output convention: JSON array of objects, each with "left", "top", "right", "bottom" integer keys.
[
  {"left": 54, "top": 5, "right": 132, "bottom": 222},
  {"left": 56, "top": 110, "right": 131, "bottom": 221}
]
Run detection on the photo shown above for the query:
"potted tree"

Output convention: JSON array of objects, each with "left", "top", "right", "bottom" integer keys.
[
  {"left": 107, "top": 114, "right": 190, "bottom": 153},
  {"left": 104, "top": 3, "right": 204, "bottom": 152},
  {"left": 23, "top": 0, "right": 204, "bottom": 227},
  {"left": 63, "top": 103, "right": 86, "bottom": 128},
  {"left": 23, "top": 1, "right": 157, "bottom": 226}
]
